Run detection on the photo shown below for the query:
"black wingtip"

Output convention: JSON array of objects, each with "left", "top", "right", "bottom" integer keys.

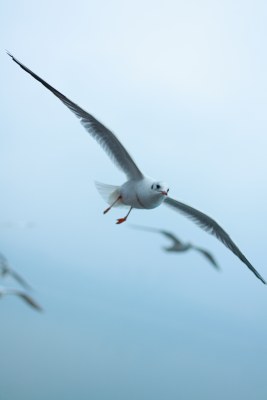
[
  {"left": 6, "top": 50, "right": 13, "bottom": 58},
  {"left": 252, "top": 268, "right": 266, "bottom": 285},
  {"left": 6, "top": 51, "right": 20, "bottom": 66},
  {"left": 6, "top": 51, "right": 24, "bottom": 69},
  {"left": 255, "top": 272, "right": 266, "bottom": 285}
]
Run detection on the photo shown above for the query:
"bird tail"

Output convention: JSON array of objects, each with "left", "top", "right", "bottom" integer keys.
[{"left": 94, "top": 181, "right": 122, "bottom": 207}]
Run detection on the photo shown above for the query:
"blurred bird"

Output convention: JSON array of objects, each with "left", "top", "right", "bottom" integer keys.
[
  {"left": 7, "top": 52, "right": 266, "bottom": 284},
  {"left": 131, "top": 225, "right": 220, "bottom": 270},
  {"left": 0, "top": 253, "right": 32, "bottom": 291},
  {"left": 0, "top": 286, "right": 42, "bottom": 312}
]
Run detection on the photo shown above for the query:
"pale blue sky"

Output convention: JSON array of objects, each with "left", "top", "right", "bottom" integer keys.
[{"left": 1, "top": 1, "right": 267, "bottom": 399}]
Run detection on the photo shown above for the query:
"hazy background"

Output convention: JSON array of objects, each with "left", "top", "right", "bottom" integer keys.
[{"left": 1, "top": 1, "right": 267, "bottom": 399}]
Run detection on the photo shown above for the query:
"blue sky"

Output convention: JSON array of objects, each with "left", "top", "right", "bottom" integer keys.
[{"left": 1, "top": 1, "right": 267, "bottom": 399}]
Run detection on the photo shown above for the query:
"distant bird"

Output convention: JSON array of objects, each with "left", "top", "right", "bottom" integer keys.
[
  {"left": 131, "top": 225, "right": 220, "bottom": 270},
  {"left": 7, "top": 52, "right": 266, "bottom": 284},
  {"left": 0, "top": 286, "right": 42, "bottom": 312},
  {"left": 0, "top": 253, "right": 32, "bottom": 291}
]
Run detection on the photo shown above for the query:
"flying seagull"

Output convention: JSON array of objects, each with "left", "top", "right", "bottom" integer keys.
[
  {"left": 7, "top": 52, "right": 265, "bottom": 284},
  {"left": 131, "top": 225, "right": 220, "bottom": 270},
  {"left": 0, "top": 252, "right": 32, "bottom": 290},
  {"left": 0, "top": 286, "right": 42, "bottom": 312}
]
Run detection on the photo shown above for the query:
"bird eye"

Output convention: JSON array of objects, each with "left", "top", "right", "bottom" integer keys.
[{"left": 156, "top": 184, "right": 160, "bottom": 189}]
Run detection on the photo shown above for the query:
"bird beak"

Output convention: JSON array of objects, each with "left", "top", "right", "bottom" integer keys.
[{"left": 161, "top": 191, "right": 168, "bottom": 196}]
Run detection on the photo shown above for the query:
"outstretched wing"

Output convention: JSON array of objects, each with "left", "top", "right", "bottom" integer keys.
[
  {"left": 0, "top": 252, "right": 7, "bottom": 267},
  {"left": 7, "top": 52, "right": 143, "bottom": 181},
  {"left": 16, "top": 292, "right": 43, "bottom": 312},
  {"left": 9, "top": 269, "right": 32, "bottom": 291},
  {"left": 130, "top": 224, "right": 183, "bottom": 246},
  {"left": 192, "top": 246, "right": 220, "bottom": 270},
  {"left": 0, "top": 252, "right": 32, "bottom": 290},
  {"left": 164, "top": 196, "right": 265, "bottom": 284},
  {"left": 159, "top": 230, "right": 183, "bottom": 246},
  {"left": 0, "top": 287, "right": 42, "bottom": 312}
]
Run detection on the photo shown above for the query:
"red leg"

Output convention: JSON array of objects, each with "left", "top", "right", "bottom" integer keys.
[
  {"left": 116, "top": 207, "right": 132, "bottom": 224},
  {"left": 103, "top": 196, "right": 122, "bottom": 214}
]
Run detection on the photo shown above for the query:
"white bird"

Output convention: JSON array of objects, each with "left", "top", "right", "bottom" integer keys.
[
  {"left": 0, "top": 286, "right": 42, "bottom": 312},
  {"left": 7, "top": 52, "right": 266, "bottom": 284},
  {"left": 0, "top": 252, "right": 32, "bottom": 290},
  {"left": 131, "top": 225, "right": 220, "bottom": 270}
]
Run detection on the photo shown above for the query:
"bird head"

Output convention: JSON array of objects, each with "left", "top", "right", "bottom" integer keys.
[{"left": 150, "top": 182, "right": 169, "bottom": 196}]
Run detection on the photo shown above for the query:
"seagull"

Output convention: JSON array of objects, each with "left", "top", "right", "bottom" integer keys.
[
  {"left": 131, "top": 225, "right": 220, "bottom": 270},
  {"left": 0, "top": 286, "right": 42, "bottom": 311},
  {"left": 7, "top": 52, "right": 266, "bottom": 284},
  {"left": 0, "top": 252, "right": 32, "bottom": 290}
]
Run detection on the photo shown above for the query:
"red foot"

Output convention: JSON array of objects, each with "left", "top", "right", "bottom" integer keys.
[{"left": 116, "top": 217, "right": 127, "bottom": 224}]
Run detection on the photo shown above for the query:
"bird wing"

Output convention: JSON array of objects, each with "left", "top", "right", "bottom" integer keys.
[
  {"left": 164, "top": 196, "right": 265, "bottom": 284},
  {"left": 7, "top": 52, "right": 143, "bottom": 181},
  {"left": 192, "top": 246, "right": 220, "bottom": 270},
  {"left": 159, "top": 230, "right": 183, "bottom": 245},
  {"left": 0, "top": 254, "right": 9, "bottom": 276},
  {"left": 0, "top": 287, "right": 42, "bottom": 311},
  {"left": 9, "top": 269, "right": 32, "bottom": 291},
  {"left": 0, "top": 252, "right": 7, "bottom": 267},
  {"left": 16, "top": 292, "right": 43, "bottom": 312},
  {"left": 0, "top": 253, "right": 32, "bottom": 290},
  {"left": 130, "top": 224, "right": 183, "bottom": 245}
]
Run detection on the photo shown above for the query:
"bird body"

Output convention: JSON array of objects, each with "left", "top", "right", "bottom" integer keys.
[
  {"left": 7, "top": 52, "right": 266, "bottom": 284},
  {"left": 119, "top": 178, "right": 168, "bottom": 209},
  {"left": 96, "top": 177, "right": 169, "bottom": 211},
  {"left": 164, "top": 242, "right": 192, "bottom": 252},
  {"left": 96, "top": 177, "right": 169, "bottom": 223}
]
